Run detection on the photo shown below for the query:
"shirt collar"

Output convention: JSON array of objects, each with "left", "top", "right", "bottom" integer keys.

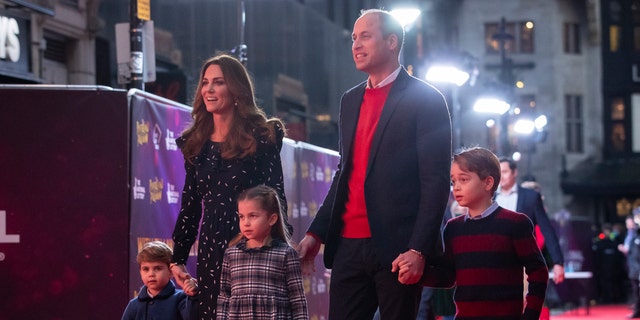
[
  {"left": 367, "top": 66, "right": 402, "bottom": 89},
  {"left": 498, "top": 184, "right": 518, "bottom": 195},
  {"left": 464, "top": 202, "right": 499, "bottom": 221}
]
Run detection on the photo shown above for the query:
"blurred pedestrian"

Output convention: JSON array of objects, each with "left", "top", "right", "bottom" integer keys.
[
  {"left": 624, "top": 209, "right": 640, "bottom": 318},
  {"left": 496, "top": 158, "right": 565, "bottom": 284}
]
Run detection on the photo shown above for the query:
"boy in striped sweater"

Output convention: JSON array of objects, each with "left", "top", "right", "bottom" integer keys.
[{"left": 417, "top": 147, "right": 548, "bottom": 320}]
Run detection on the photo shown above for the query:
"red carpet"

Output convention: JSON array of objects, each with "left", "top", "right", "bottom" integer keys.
[{"left": 551, "top": 304, "right": 630, "bottom": 319}]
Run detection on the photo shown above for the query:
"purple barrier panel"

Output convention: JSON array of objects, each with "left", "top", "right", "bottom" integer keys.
[
  {"left": 0, "top": 87, "right": 130, "bottom": 320},
  {"left": 127, "top": 91, "right": 195, "bottom": 296},
  {"left": 297, "top": 141, "right": 339, "bottom": 320},
  {"left": 281, "top": 138, "right": 299, "bottom": 240}
]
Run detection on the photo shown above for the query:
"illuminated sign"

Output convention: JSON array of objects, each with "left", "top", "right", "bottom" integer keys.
[
  {"left": 137, "top": 0, "right": 150, "bottom": 21},
  {"left": 0, "top": 15, "right": 20, "bottom": 62},
  {"left": 0, "top": 10, "right": 32, "bottom": 80}
]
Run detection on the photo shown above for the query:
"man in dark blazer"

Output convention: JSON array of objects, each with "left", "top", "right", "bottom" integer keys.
[
  {"left": 297, "top": 9, "right": 451, "bottom": 320},
  {"left": 496, "top": 157, "right": 565, "bottom": 284}
]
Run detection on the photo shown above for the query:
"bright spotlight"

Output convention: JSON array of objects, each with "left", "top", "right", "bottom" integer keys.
[
  {"left": 512, "top": 152, "right": 522, "bottom": 161},
  {"left": 473, "top": 98, "right": 510, "bottom": 115},
  {"left": 425, "top": 66, "right": 470, "bottom": 87},
  {"left": 390, "top": 9, "right": 421, "bottom": 27},
  {"left": 514, "top": 119, "right": 535, "bottom": 135},
  {"left": 534, "top": 115, "right": 548, "bottom": 130}
]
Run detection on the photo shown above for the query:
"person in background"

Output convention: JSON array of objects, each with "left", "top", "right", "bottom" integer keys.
[
  {"left": 496, "top": 157, "right": 565, "bottom": 284},
  {"left": 593, "top": 222, "right": 626, "bottom": 304},
  {"left": 122, "top": 241, "right": 198, "bottom": 320},
  {"left": 170, "top": 54, "right": 290, "bottom": 319},
  {"left": 217, "top": 185, "right": 308, "bottom": 320},
  {"left": 421, "top": 147, "right": 548, "bottom": 320},
  {"left": 619, "top": 215, "right": 638, "bottom": 255},
  {"left": 623, "top": 210, "right": 640, "bottom": 318},
  {"left": 297, "top": 8, "right": 451, "bottom": 319}
]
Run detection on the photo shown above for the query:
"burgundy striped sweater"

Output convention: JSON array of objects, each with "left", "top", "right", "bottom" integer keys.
[{"left": 423, "top": 207, "right": 549, "bottom": 320}]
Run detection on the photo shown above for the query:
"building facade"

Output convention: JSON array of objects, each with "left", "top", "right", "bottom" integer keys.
[
  {"left": 561, "top": 0, "right": 640, "bottom": 222},
  {"left": 0, "top": 0, "right": 102, "bottom": 84},
  {"left": 3, "top": 0, "right": 637, "bottom": 222},
  {"left": 427, "top": 0, "right": 606, "bottom": 219}
]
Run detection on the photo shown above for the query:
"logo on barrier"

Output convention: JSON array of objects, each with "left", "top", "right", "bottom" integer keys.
[
  {"left": 0, "top": 210, "right": 19, "bottom": 244},
  {"left": 136, "top": 120, "right": 149, "bottom": 145},
  {"left": 0, "top": 210, "right": 20, "bottom": 260},
  {"left": 133, "top": 177, "right": 146, "bottom": 200},
  {"left": 149, "top": 177, "right": 164, "bottom": 203},
  {"left": 153, "top": 124, "right": 162, "bottom": 150},
  {"left": 166, "top": 182, "right": 179, "bottom": 204},
  {"left": 165, "top": 129, "right": 178, "bottom": 151}
]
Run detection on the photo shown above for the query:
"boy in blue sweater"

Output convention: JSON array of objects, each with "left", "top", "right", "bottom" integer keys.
[{"left": 122, "top": 241, "right": 198, "bottom": 320}]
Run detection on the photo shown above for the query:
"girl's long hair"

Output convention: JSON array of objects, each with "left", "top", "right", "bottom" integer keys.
[{"left": 180, "top": 54, "right": 284, "bottom": 162}]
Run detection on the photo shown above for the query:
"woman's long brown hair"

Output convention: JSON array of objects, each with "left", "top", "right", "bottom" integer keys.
[{"left": 180, "top": 54, "right": 284, "bottom": 162}]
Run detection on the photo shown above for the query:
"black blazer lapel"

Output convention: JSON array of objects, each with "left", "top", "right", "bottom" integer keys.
[
  {"left": 516, "top": 186, "right": 527, "bottom": 214},
  {"left": 367, "top": 69, "right": 409, "bottom": 174},
  {"left": 341, "top": 83, "right": 366, "bottom": 164}
]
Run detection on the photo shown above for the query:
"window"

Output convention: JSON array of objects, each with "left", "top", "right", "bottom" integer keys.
[
  {"left": 44, "top": 32, "right": 69, "bottom": 63},
  {"left": 631, "top": 94, "right": 640, "bottom": 152},
  {"left": 610, "top": 25, "right": 621, "bottom": 52},
  {"left": 608, "top": 1, "right": 623, "bottom": 52},
  {"left": 565, "top": 95, "right": 584, "bottom": 153},
  {"left": 485, "top": 20, "right": 535, "bottom": 54},
  {"left": 519, "top": 21, "right": 535, "bottom": 53},
  {"left": 612, "top": 97, "right": 625, "bottom": 120},
  {"left": 563, "top": 23, "right": 581, "bottom": 54},
  {"left": 633, "top": 1, "right": 640, "bottom": 51},
  {"left": 610, "top": 97, "right": 626, "bottom": 153}
]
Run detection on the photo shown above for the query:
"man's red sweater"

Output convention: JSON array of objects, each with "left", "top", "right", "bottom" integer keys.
[{"left": 341, "top": 83, "right": 392, "bottom": 238}]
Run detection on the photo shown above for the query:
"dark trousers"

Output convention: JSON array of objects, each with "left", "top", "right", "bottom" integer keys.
[
  {"left": 328, "top": 238, "right": 422, "bottom": 320},
  {"left": 632, "top": 278, "right": 640, "bottom": 313}
]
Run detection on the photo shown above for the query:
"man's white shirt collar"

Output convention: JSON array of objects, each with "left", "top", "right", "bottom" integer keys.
[{"left": 367, "top": 66, "right": 402, "bottom": 89}]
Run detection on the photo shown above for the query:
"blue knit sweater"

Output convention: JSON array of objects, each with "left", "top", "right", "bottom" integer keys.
[{"left": 121, "top": 280, "right": 197, "bottom": 320}]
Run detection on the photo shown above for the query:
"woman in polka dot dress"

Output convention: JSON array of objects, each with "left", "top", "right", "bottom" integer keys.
[{"left": 169, "top": 54, "right": 289, "bottom": 320}]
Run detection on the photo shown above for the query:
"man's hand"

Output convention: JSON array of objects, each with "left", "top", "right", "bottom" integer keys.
[
  {"left": 297, "top": 235, "right": 322, "bottom": 275},
  {"left": 552, "top": 264, "right": 565, "bottom": 284},
  {"left": 391, "top": 249, "right": 425, "bottom": 285}
]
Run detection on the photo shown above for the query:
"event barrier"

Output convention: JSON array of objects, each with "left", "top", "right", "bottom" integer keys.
[
  {"left": 1, "top": 86, "right": 598, "bottom": 319},
  {"left": 0, "top": 86, "right": 335, "bottom": 319}
]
